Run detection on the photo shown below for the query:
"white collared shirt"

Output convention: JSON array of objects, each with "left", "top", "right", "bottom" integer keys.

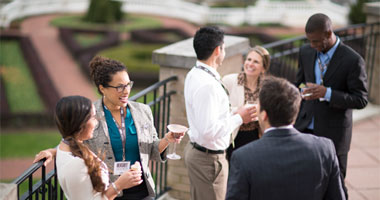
[
  {"left": 184, "top": 61, "right": 243, "bottom": 150},
  {"left": 264, "top": 125, "right": 294, "bottom": 134}
]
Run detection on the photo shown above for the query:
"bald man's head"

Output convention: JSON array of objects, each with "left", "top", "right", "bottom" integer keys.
[{"left": 305, "top": 13, "right": 333, "bottom": 34}]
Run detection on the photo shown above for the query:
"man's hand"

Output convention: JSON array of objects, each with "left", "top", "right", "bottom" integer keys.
[
  {"left": 303, "top": 82, "right": 327, "bottom": 100},
  {"left": 236, "top": 105, "right": 256, "bottom": 124}
]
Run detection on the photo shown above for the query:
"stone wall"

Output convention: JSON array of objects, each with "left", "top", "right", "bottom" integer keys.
[
  {"left": 364, "top": 2, "right": 380, "bottom": 104},
  {"left": 153, "top": 35, "right": 249, "bottom": 199}
]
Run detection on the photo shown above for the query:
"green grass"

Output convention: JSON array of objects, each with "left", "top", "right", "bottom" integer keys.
[
  {"left": 50, "top": 14, "right": 162, "bottom": 32},
  {"left": 273, "top": 33, "right": 304, "bottom": 40},
  {"left": 130, "top": 87, "right": 155, "bottom": 104},
  {"left": 74, "top": 32, "right": 105, "bottom": 47},
  {"left": 209, "top": 2, "right": 251, "bottom": 7},
  {"left": 0, "top": 130, "right": 61, "bottom": 158},
  {"left": 0, "top": 40, "right": 45, "bottom": 113},
  {"left": 98, "top": 41, "right": 164, "bottom": 73}
]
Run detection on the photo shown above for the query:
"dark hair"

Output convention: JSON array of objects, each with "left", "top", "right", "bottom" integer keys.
[
  {"left": 89, "top": 56, "right": 127, "bottom": 95},
  {"left": 259, "top": 76, "right": 301, "bottom": 127},
  {"left": 305, "top": 13, "right": 333, "bottom": 34},
  {"left": 193, "top": 26, "right": 224, "bottom": 60},
  {"left": 55, "top": 95, "right": 105, "bottom": 194}
]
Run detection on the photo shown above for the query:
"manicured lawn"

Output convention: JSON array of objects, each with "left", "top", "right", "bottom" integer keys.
[
  {"left": 0, "top": 40, "right": 45, "bottom": 113},
  {"left": 98, "top": 41, "right": 164, "bottom": 74},
  {"left": 0, "top": 130, "right": 61, "bottom": 158},
  {"left": 130, "top": 87, "right": 155, "bottom": 104},
  {"left": 50, "top": 14, "right": 162, "bottom": 32},
  {"left": 74, "top": 32, "right": 104, "bottom": 47}
]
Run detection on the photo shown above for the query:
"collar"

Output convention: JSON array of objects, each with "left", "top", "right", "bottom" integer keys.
[
  {"left": 264, "top": 124, "right": 294, "bottom": 134},
  {"left": 196, "top": 60, "right": 221, "bottom": 80},
  {"left": 318, "top": 36, "right": 340, "bottom": 59}
]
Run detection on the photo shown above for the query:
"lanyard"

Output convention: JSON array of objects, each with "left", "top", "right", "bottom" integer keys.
[
  {"left": 195, "top": 65, "right": 230, "bottom": 96},
  {"left": 118, "top": 107, "right": 127, "bottom": 161},
  {"left": 104, "top": 104, "right": 127, "bottom": 161},
  {"left": 317, "top": 54, "right": 330, "bottom": 85}
]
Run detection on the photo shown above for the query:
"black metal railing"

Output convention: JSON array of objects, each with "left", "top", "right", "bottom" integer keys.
[
  {"left": 12, "top": 159, "right": 65, "bottom": 200},
  {"left": 263, "top": 22, "right": 379, "bottom": 100},
  {"left": 129, "top": 75, "right": 178, "bottom": 198},
  {"left": 12, "top": 76, "right": 178, "bottom": 199}
]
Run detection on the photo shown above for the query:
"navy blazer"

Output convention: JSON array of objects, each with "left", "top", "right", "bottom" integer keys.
[
  {"left": 226, "top": 128, "right": 346, "bottom": 200},
  {"left": 294, "top": 42, "right": 368, "bottom": 155}
]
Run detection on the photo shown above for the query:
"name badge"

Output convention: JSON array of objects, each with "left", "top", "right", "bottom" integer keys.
[{"left": 114, "top": 161, "right": 130, "bottom": 175}]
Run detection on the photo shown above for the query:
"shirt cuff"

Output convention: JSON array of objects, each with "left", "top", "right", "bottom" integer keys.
[
  {"left": 232, "top": 113, "right": 243, "bottom": 126},
  {"left": 324, "top": 87, "right": 332, "bottom": 101}
]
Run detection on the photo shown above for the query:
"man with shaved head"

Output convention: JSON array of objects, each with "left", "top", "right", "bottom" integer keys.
[{"left": 295, "top": 13, "right": 368, "bottom": 198}]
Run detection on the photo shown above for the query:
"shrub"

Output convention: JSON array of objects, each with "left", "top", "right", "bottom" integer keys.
[
  {"left": 84, "top": 0, "right": 123, "bottom": 23},
  {"left": 349, "top": 0, "right": 368, "bottom": 24}
]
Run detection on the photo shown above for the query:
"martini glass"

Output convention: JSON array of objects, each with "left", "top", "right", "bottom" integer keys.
[{"left": 166, "top": 124, "right": 188, "bottom": 160}]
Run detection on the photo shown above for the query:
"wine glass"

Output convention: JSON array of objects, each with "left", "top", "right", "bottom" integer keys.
[
  {"left": 166, "top": 124, "right": 188, "bottom": 160},
  {"left": 300, "top": 87, "right": 312, "bottom": 98}
]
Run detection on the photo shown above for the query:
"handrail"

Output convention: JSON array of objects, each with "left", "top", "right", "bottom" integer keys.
[
  {"left": 129, "top": 76, "right": 178, "bottom": 101},
  {"left": 261, "top": 22, "right": 379, "bottom": 99},
  {"left": 12, "top": 158, "right": 46, "bottom": 185}
]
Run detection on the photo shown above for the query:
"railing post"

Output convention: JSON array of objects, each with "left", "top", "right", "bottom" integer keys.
[
  {"left": 152, "top": 35, "right": 249, "bottom": 199},
  {"left": 364, "top": 2, "right": 380, "bottom": 104}
]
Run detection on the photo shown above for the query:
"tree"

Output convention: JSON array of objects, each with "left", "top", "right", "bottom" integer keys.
[
  {"left": 348, "top": 0, "right": 368, "bottom": 24},
  {"left": 84, "top": 0, "right": 123, "bottom": 23}
]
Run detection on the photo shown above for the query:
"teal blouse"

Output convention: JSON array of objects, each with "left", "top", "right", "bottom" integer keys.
[{"left": 103, "top": 105, "right": 140, "bottom": 165}]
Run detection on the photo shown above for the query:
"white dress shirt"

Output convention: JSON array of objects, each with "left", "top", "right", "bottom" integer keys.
[
  {"left": 184, "top": 61, "right": 243, "bottom": 150},
  {"left": 264, "top": 125, "right": 294, "bottom": 134},
  {"left": 57, "top": 147, "right": 110, "bottom": 200}
]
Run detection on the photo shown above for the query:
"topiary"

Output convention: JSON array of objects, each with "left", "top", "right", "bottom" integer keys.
[{"left": 84, "top": 0, "right": 123, "bottom": 23}]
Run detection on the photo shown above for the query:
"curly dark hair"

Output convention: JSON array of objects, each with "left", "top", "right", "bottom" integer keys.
[
  {"left": 193, "top": 26, "right": 224, "bottom": 61},
  {"left": 89, "top": 56, "right": 127, "bottom": 95}
]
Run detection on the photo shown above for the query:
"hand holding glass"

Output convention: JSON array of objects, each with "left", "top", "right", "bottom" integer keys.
[
  {"left": 245, "top": 100, "right": 258, "bottom": 121},
  {"left": 301, "top": 87, "right": 312, "bottom": 98},
  {"left": 166, "top": 124, "right": 188, "bottom": 160}
]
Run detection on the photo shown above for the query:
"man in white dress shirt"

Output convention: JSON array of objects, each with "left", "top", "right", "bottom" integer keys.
[{"left": 184, "top": 26, "right": 256, "bottom": 200}]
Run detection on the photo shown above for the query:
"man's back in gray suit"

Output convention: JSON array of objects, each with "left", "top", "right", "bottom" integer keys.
[
  {"left": 226, "top": 128, "right": 345, "bottom": 200},
  {"left": 226, "top": 76, "right": 345, "bottom": 200}
]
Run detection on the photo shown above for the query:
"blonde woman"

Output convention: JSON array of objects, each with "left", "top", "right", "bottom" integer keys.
[{"left": 222, "top": 45, "right": 271, "bottom": 162}]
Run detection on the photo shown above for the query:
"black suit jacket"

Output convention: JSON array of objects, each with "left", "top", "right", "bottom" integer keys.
[
  {"left": 226, "top": 128, "right": 346, "bottom": 200},
  {"left": 294, "top": 42, "right": 368, "bottom": 154}
]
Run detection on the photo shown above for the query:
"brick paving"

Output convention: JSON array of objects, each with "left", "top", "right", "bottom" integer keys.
[
  {"left": 20, "top": 14, "right": 98, "bottom": 102},
  {"left": 346, "top": 114, "right": 380, "bottom": 200}
]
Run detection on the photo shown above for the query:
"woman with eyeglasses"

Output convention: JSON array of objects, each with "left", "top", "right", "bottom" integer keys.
[{"left": 34, "top": 56, "right": 185, "bottom": 200}]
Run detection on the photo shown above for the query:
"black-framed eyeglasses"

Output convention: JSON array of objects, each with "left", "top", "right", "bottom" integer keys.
[{"left": 105, "top": 81, "right": 134, "bottom": 93}]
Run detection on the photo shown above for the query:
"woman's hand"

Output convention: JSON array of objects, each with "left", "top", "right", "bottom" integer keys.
[
  {"left": 166, "top": 131, "right": 185, "bottom": 144},
  {"left": 33, "top": 148, "right": 56, "bottom": 166},
  {"left": 116, "top": 162, "right": 143, "bottom": 190}
]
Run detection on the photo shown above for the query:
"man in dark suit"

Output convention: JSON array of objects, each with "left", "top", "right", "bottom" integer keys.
[
  {"left": 294, "top": 13, "right": 368, "bottom": 197},
  {"left": 226, "top": 76, "right": 346, "bottom": 200}
]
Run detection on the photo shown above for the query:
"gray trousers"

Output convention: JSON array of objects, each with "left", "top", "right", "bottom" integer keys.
[{"left": 184, "top": 142, "right": 228, "bottom": 200}]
